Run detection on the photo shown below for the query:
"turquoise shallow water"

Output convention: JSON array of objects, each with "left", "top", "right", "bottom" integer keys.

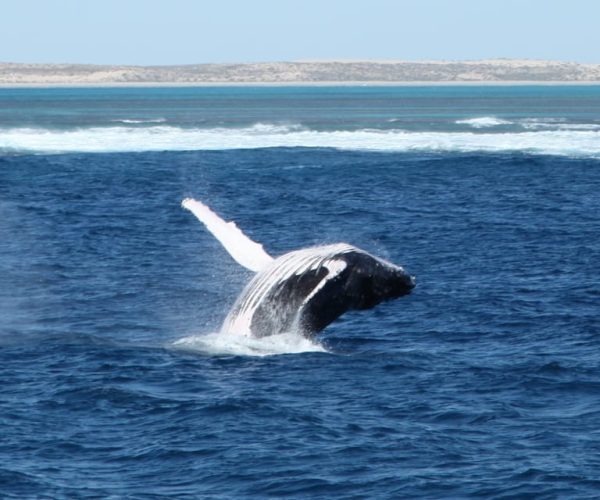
[
  {"left": 1, "top": 85, "right": 600, "bottom": 132},
  {"left": 2, "top": 86, "right": 600, "bottom": 157},
  {"left": 1, "top": 87, "right": 600, "bottom": 498}
]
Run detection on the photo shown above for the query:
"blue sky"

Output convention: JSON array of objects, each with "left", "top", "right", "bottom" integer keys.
[{"left": 2, "top": 0, "right": 599, "bottom": 65}]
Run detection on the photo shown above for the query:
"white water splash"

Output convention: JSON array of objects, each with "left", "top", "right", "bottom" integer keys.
[{"left": 171, "top": 331, "right": 327, "bottom": 357}]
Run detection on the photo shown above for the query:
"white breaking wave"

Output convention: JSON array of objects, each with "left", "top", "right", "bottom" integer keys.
[
  {"left": 519, "top": 118, "right": 600, "bottom": 131},
  {"left": 112, "top": 118, "right": 167, "bottom": 124},
  {"left": 456, "top": 116, "right": 600, "bottom": 132},
  {"left": 2, "top": 123, "right": 600, "bottom": 157},
  {"left": 171, "top": 331, "right": 327, "bottom": 357},
  {"left": 456, "top": 116, "right": 513, "bottom": 128}
]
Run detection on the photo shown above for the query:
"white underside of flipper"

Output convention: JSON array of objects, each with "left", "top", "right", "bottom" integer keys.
[{"left": 182, "top": 198, "right": 274, "bottom": 273}]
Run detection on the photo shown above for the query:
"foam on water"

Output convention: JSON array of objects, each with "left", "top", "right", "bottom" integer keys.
[
  {"left": 171, "top": 331, "right": 327, "bottom": 357},
  {"left": 456, "top": 116, "right": 600, "bottom": 132},
  {"left": 519, "top": 118, "right": 600, "bottom": 131},
  {"left": 3, "top": 123, "right": 600, "bottom": 157},
  {"left": 456, "top": 116, "right": 513, "bottom": 128},
  {"left": 112, "top": 118, "right": 167, "bottom": 124}
]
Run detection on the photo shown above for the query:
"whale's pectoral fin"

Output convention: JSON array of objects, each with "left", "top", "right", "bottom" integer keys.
[{"left": 182, "top": 198, "right": 274, "bottom": 273}]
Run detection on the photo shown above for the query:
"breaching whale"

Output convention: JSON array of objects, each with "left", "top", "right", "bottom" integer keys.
[{"left": 182, "top": 198, "right": 415, "bottom": 338}]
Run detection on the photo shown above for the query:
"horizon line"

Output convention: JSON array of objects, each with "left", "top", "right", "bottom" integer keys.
[{"left": 2, "top": 58, "right": 599, "bottom": 67}]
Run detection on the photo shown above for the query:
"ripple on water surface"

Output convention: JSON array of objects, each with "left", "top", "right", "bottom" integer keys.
[{"left": 1, "top": 147, "right": 600, "bottom": 498}]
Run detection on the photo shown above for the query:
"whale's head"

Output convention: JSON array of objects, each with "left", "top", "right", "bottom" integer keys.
[
  {"left": 379, "top": 264, "right": 416, "bottom": 299},
  {"left": 343, "top": 251, "right": 415, "bottom": 310},
  {"left": 368, "top": 261, "right": 415, "bottom": 305}
]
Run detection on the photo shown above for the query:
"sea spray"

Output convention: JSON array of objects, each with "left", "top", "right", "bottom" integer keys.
[{"left": 171, "top": 331, "right": 327, "bottom": 357}]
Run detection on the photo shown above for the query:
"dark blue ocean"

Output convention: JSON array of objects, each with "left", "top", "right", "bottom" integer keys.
[{"left": 1, "top": 86, "right": 600, "bottom": 498}]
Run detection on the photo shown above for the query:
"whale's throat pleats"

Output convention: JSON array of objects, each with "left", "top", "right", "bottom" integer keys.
[
  {"left": 250, "top": 266, "right": 330, "bottom": 336},
  {"left": 221, "top": 246, "right": 354, "bottom": 337}
]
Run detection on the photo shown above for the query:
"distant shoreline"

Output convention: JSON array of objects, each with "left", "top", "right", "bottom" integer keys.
[
  {"left": 2, "top": 59, "right": 600, "bottom": 87},
  {"left": 2, "top": 81, "right": 600, "bottom": 89}
]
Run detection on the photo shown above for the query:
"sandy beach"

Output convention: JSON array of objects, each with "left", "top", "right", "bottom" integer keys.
[{"left": 3, "top": 81, "right": 600, "bottom": 88}]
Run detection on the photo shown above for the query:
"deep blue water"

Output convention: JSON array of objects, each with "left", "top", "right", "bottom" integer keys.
[{"left": 1, "top": 87, "right": 600, "bottom": 498}]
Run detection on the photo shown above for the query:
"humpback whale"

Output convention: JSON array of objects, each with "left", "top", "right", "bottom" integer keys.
[{"left": 182, "top": 198, "right": 415, "bottom": 338}]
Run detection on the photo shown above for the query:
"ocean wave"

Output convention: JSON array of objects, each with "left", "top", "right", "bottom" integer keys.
[
  {"left": 112, "top": 118, "right": 167, "bottom": 124},
  {"left": 519, "top": 118, "right": 600, "bottom": 131},
  {"left": 171, "top": 331, "right": 327, "bottom": 357},
  {"left": 456, "top": 116, "right": 513, "bottom": 128},
  {"left": 2, "top": 123, "right": 600, "bottom": 157},
  {"left": 458, "top": 116, "right": 600, "bottom": 132}
]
